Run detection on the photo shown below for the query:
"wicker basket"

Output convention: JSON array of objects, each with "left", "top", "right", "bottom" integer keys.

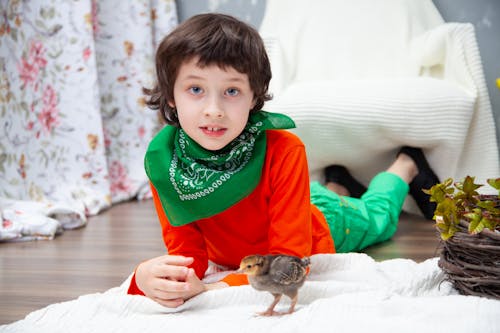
[{"left": 438, "top": 218, "right": 500, "bottom": 300}]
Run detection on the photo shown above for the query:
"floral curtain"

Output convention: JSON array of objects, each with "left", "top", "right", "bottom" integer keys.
[{"left": 0, "top": 0, "right": 178, "bottom": 241}]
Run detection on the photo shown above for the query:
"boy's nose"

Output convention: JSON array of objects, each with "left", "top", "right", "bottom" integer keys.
[{"left": 203, "top": 96, "right": 224, "bottom": 118}]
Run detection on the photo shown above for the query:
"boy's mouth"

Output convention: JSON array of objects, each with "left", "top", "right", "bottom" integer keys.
[
  {"left": 204, "top": 127, "right": 224, "bottom": 132},
  {"left": 200, "top": 126, "right": 227, "bottom": 136}
]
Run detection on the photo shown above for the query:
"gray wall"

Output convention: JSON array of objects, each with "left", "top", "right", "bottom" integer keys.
[
  {"left": 176, "top": 0, "right": 500, "bottom": 149},
  {"left": 432, "top": 0, "right": 500, "bottom": 150}
]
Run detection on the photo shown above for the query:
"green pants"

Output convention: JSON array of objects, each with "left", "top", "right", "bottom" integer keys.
[{"left": 311, "top": 172, "right": 409, "bottom": 253}]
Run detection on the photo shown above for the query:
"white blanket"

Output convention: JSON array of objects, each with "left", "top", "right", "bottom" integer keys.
[{"left": 2, "top": 253, "right": 499, "bottom": 333}]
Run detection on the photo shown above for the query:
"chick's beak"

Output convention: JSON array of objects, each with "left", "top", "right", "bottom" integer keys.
[{"left": 236, "top": 263, "right": 247, "bottom": 274}]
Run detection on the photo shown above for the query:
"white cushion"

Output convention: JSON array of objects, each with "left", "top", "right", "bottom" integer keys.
[{"left": 260, "top": 0, "right": 444, "bottom": 84}]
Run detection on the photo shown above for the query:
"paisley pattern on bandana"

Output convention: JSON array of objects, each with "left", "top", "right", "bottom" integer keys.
[
  {"left": 170, "top": 121, "right": 264, "bottom": 201},
  {"left": 145, "top": 111, "right": 295, "bottom": 226}
]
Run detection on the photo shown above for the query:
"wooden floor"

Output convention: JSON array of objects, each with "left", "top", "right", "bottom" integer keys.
[{"left": 0, "top": 199, "right": 441, "bottom": 325}]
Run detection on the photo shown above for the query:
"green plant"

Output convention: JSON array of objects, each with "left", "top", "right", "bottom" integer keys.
[{"left": 424, "top": 176, "right": 500, "bottom": 240}]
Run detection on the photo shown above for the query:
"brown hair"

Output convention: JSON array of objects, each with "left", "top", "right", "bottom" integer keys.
[{"left": 144, "top": 13, "right": 273, "bottom": 126}]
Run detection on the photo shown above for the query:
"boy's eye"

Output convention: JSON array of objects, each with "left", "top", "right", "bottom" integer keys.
[
  {"left": 189, "top": 86, "right": 203, "bottom": 95},
  {"left": 225, "top": 88, "right": 239, "bottom": 96}
]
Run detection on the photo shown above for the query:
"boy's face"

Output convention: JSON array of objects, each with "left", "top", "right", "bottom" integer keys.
[{"left": 170, "top": 57, "right": 256, "bottom": 151}]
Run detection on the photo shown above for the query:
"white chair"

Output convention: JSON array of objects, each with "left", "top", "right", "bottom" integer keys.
[{"left": 260, "top": 0, "right": 499, "bottom": 215}]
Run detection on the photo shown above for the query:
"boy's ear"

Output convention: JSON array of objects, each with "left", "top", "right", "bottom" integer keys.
[
  {"left": 251, "top": 98, "right": 257, "bottom": 110},
  {"left": 168, "top": 100, "right": 175, "bottom": 108}
]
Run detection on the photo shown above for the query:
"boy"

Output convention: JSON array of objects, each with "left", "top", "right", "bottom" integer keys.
[{"left": 127, "top": 13, "right": 439, "bottom": 308}]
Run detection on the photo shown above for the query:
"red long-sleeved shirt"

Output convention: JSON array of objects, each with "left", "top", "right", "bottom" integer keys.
[{"left": 128, "top": 130, "right": 334, "bottom": 294}]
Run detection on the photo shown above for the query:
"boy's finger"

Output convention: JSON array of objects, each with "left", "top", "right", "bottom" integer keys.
[
  {"left": 160, "top": 255, "right": 194, "bottom": 266},
  {"left": 155, "top": 278, "right": 190, "bottom": 294},
  {"left": 153, "top": 264, "right": 190, "bottom": 280},
  {"left": 153, "top": 296, "right": 184, "bottom": 308},
  {"left": 185, "top": 268, "right": 199, "bottom": 283}
]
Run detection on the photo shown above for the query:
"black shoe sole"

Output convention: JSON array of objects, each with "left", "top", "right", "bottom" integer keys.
[
  {"left": 324, "top": 165, "right": 367, "bottom": 198},
  {"left": 398, "top": 147, "right": 440, "bottom": 219}
]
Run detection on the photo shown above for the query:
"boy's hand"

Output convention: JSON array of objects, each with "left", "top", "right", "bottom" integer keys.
[{"left": 135, "top": 255, "right": 207, "bottom": 308}]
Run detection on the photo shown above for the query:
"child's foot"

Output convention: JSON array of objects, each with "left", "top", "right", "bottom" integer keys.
[
  {"left": 324, "top": 165, "right": 367, "bottom": 198},
  {"left": 397, "top": 147, "right": 440, "bottom": 219}
]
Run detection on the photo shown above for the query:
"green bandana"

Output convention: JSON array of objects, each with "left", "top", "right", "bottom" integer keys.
[{"left": 145, "top": 111, "right": 296, "bottom": 226}]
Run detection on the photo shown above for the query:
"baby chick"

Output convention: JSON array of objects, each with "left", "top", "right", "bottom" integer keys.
[{"left": 238, "top": 254, "right": 310, "bottom": 316}]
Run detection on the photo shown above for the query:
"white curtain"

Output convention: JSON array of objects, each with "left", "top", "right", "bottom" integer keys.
[{"left": 0, "top": 0, "right": 178, "bottom": 241}]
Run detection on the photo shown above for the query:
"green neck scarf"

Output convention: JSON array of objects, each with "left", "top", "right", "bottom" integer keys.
[{"left": 145, "top": 111, "right": 296, "bottom": 226}]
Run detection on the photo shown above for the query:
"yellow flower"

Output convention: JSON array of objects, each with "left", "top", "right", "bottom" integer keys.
[
  {"left": 29, "top": 183, "right": 45, "bottom": 202},
  {"left": 137, "top": 96, "right": 146, "bottom": 108},
  {"left": 124, "top": 41, "right": 134, "bottom": 57},
  {"left": 84, "top": 13, "right": 92, "bottom": 27},
  {"left": 19, "top": 154, "right": 26, "bottom": 179},
  {"left": 87, "top": 134, "right": 99, "bottom": 150}
]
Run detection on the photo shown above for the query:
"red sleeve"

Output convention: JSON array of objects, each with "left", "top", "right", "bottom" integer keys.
[
  {"left": 150, "top": 184, "right": 209, "bottom": 279},
  {"left": 127, "top": 185, "right": 209, "bottom": 295},
  {"left": 127, "top": 269, "right": 145, "bottom": 295},
  {"left": 266, "top": 133, "right": 313, "bottom": 258}
]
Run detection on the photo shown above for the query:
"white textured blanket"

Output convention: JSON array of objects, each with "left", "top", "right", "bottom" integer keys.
[
  {"left": 264, "top": 23, "right": 500, "bottom": 199},
  {"left": 2, "top": 253, "right": 499, "bottom": 333}
]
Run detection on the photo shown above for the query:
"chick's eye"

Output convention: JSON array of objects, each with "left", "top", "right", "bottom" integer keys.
[
  {"left": 246, "top": 264, "right": 252, "bottom": 269},
  {"left": 226, "top": 88, "right": 239, "bottom": 96},
  {"left": 189, "top": 86, "right": 203, "bottom": 95}
]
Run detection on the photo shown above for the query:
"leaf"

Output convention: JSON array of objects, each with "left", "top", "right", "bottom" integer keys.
[
  {"left": 428, "top": 176, "right": 500, "bottom": 237},
  {"left": 461, "top": 176, "right": 482, "bottom": 196},
  {"left": 470, "top": 220, "right": 485, "bottom": 234},
  {"left": 425, "top": 182, "right": 451, "bottom": 203},
  {"left": 444, "top": 178, "right": 454, "bottom": 187},
  {"left": 436, "top": 197, "right": 457, "bottom": 216},
  {"left": 0, "top": 153, "right": 6, "bottom": 173},
  {"left": 453, "top": 192, "right": 467, "bottom": 201},
  {"left": 35, "top": 19, "right": 47, "bottom": 30},
  {"left": 20, "top": 101, "right": 29, "bottom": 112},
  {"left": 466, "top": 209, "right": 483, "bottom": 234},
  {"left": 439, "top": 223, "right": 457, "bottom": 240},
  {"left": 40, "top": 7, "right": 48, "bottom": 19},
  {"left": 476, "top": 200, "right": 497, "bottom": 211},
  {"left": 49, "top": 24, "right": 62, "bottom": 35},
  {"left": 487, "top": 178, "right": 500, "bottom": 190},
  {"left": 481, "top": 217, "right": 494, "bottom": 231}
]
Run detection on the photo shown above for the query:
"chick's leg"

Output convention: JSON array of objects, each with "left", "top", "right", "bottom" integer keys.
[
  {"left": 258, "top": 293, "right": 282, "bottom": 316},
  {"left": 285, "top": 294, "right": 298, "bottom": 314}
]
